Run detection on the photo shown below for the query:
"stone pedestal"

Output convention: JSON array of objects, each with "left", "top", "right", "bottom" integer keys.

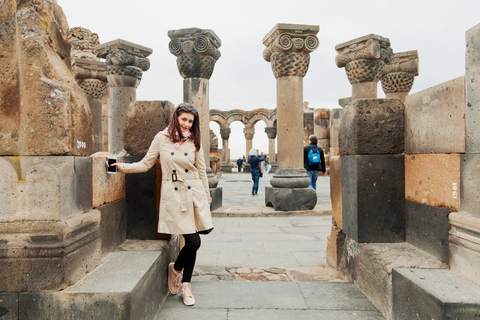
[
  {"left": 381, "top": 50, "right": 418, "bottom": 103},
  {"left": 342, "top": 155, "right": 405, "bottom": 243},
  {"left": 96, "top": 39, "right": 152, "bottom": 154},
  {"left": 263, "top": 24, "right": 319, "bottom": 211},
  {"left": 335, "top": 34, "right": 393, "bottom": 100}
]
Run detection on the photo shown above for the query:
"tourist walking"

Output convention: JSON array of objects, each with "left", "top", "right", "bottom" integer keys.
[
  {"left": 237, "top": 156, "right": 243, "bottom": 172},
  {"left": 106, "top": 103, "right": 213, "bottom": 307},
  {"left": 304, "top": 135, "right": 326, "bottom": 190},
  {"left": 248, "top": 148, "right": 265, "bottom": 196}
]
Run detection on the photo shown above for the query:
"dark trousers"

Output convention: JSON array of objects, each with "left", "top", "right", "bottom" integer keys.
[
  {"left": 238, "top": 165, "right": 242, "bottom": 172},
  {"left": 174, "top": 233, "right": 201, "bottom": 283}
]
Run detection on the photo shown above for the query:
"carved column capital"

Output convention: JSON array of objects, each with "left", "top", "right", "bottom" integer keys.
[
  {"left": 381, "top": 50, "right": 419, "bottom": 94},
  {"left": 220, "top": 127, "right": 231, "bottom": 141},
  {"left": 335, "top": 34, "right": 393, "bottom": 85},
  {"left": 265, "top": 126, "right": 277, "bottom": 139},
  {"left": 96, "top": 39, "right": 152, "bottom": 88},
  {"left": 243, "top": 127, "right": 255, "bottom": 140},
  {"left": 72, "top": 58, "right": 108, "bottom": 99},
  {"left": 263, "top": 24, "right": 319, "bottom": 78},
  {"left": 168, "top": 28, "right": 221, "bottom": 79}
]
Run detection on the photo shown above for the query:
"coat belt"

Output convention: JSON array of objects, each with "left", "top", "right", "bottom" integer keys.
[{"left": 163, "top": 172, "right": 200, "bottom": 212}]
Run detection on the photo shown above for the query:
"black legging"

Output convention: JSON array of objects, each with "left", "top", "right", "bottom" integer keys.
[{"left": 173, "top": 233, "right": 201, "bottom": 283}]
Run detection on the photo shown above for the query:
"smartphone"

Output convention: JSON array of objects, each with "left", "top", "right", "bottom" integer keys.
[{"left": 107, "top": 157, "right": 117, "bottom": 174}]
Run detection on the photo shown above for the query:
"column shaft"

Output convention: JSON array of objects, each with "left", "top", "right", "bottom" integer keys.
[
  {"left": 109, "top": 86, "right": 136, "bottom": 154},
  {"left": 268, "top": 139, "right": 275, "bottom": 162}
]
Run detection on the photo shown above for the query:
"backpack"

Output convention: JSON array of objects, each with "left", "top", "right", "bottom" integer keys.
[{"left": 307, "top": 146, "right": 321, "bottom": 168}]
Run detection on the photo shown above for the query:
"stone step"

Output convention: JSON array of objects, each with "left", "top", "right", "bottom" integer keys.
[
  {"left": 18, "top": 238, "right": 179, "bottom": 320},
  {"left": 392, "top": 268, "right": 480, "bottom": 320}
]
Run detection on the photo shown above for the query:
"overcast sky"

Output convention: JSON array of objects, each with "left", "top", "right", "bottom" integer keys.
[{"left": 58, "top": 0, "right": 480, "bottom": 159}]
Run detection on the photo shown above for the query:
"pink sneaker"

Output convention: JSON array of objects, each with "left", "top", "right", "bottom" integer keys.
[
  {"left": 168, "top": 262, "right": 182, "bottom": 295},
  {"left": 180, "top": 282, "right": 195, "bottom": 306}
]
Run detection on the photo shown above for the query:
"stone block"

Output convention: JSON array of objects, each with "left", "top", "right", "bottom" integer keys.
[
  {"left": 210, "top": 187, "right": 223, "bottom": 211},
  {"left": 342, "top": 155, "right": 405, "bottom": 243},
  {"left": 392, "top": 268, "right": 480, "bottom": 320},
  {"left": 329, "top": 156, "right": 343, "bottom": 229},
  {"left": 98, "top": 199, "right": 126, "bottom": 257},
  {"left": 326, "top": 225, "right": 345, "bottom": 269},
  {"left": 0, "top": 293, "right": 18, "bottom": 320},
  {"left": 265, "top": 187, "right": 317, "bottom": 211},
  {"left": 125, "top": 156, "right": 158, "bottom": 240},
  {"left": 461, "top": 153, "right": 480, "bottom": 216},
  {"left": 405, "top": 76, "right": 465, "bottom": 154},
  {"left": 405, "top": 154, "right": 460, "bottom": 211},
  {"left": 220, "top": 163, "right": 233, "bottom": 172},
  {"left": 406, "top": 200, "right": 451, "bottom": 263},
  {"left": 123, "top": 101, "right": 175, "bottom": 156},
  {"left": 339, "top": 99, "right": 405, "bottom": 156},
  {"left": 91, "top": 152, "right": 125, "bottom": 208},
  {"left": 449, "top": 211, "right": 480, "bottom": 286},
  {"left": 0, "top": 0, "right": 92, "bottom": 156},
  {"left": 314, "top": 108, "right": 329, "bottom": 140},
  {"left": 466, "top": 23, "right": 480, "bottom": 153},
  {"left": 0, "top": 156, "right": 92, "bottom": 221},
  {"left": 0, "top": 210, "right": 101, "bottom": 292}
]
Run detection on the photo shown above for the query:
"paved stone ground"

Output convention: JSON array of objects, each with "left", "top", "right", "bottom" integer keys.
[{"left": 156, "top": 173, "right": 384, "bottom": 319}]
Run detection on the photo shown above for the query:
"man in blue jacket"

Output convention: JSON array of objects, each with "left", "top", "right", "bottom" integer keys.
[
  {"left": 304, "top": 135, "right": 326, "bottom": 190},
  {"left": 236, "top": 157, "right": 243, "bottom": 172}
]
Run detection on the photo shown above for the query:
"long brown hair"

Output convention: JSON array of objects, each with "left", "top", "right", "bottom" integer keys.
[{"left": 168, "top": 103, "right": 201, "bottom": 151}]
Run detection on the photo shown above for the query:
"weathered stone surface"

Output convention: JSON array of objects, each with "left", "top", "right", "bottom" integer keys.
[
  {"left": 0, "top": 0, "right": 92, "bottom": 156},
  {"left": 210, "top": 186, "right": 223, "bottom": 211},
  {"left": 392, "top": 268, "right": 480, "bottom": 320},
  {"left": 98, "top": 199, "right": 126, "bottom": 257},
  {"left": 406, "top": 200, "right": 451, "bottom": 263},
  {"left": 124, "top": 156, "right": 158, "bottom": 239},
  {"left": 405, "top": 154, "right": 460, "bottom": 211},
  {"left": 329, "top": 156, "right": 343, "bottom": 229},
  {"left": 0, "top": 293, "right": 18, "bottom": 320},
  {"left": 326, "top": 225, "right": 345, "bottom": 269},
  {"left": 342, "top": 155, "right": 405, "bottom": 243},
  {"left": 449, "top": 211, "right": 480, "bottom": 286},
  {"left": 68, "top": 27, "right": 100, "bottom": 61},
  {"left": 265, "top": 186, "right": 317, "bottom": 211},
  {"left": 405, "top": 76, "right": 465, "bottom": 154},
  {"left": 91, "top": 152, "right": 125, "bottom": 208},
  {"left": 339, "top": 99, "right": 405, "bottom": 156},
  {"left": 466, "top": 23, "right": 480, "bottom": 154},
  {"left": 0, "top": 210, "right": 101, "bottom": 292},
  {"left": 329, "top": 108, "right": 343, "bottom": 157},
  {"left": 0, "top": 156, "right": 92, "bottom": 221},
  {"left": 461, "top": 153, "right": 480, "bottom": 216},
  {"left": 123, "top": 101, "right": 175, "bottom": 156}
]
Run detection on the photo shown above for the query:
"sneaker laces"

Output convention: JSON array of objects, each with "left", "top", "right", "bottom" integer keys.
[
  {"left": 182, "top": 283, "right": 193, "bottom": 298},
  {"left": 172, "top": 269, "right": 182, "bottom": 286}
]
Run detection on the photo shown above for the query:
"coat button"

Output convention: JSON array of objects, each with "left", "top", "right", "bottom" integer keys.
[
  {"left": 185, "top": 169, "right": 189, "bottom": 173},
  {"left": 184, "top": 152, "right": 188, "bottom": 156},
  {"left": 173, "top": 169, "right": 176, "bottom": 173},
  {"left": 174, "top": 187, "right": 178, "bottom": 191},
  {"left": 188, "top": 186, "right": 191, "bottom": 189},
  {"left": 171, "top": 152, "right": 174, "bottom": 155}
]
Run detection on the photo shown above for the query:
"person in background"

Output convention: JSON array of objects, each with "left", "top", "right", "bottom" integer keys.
[
  {"left": 303, "top": 135, "right": 326, "bottom": 190},
  {"left": 260, "top": 156, "right": 267, "bottom": 181},
  {"left": 237, "top": 156, "right": 243, "bottom": 172},
  {"left": 106, "top": 103, "right": 213, "bottom": 307},
  {"left": 247, "top": 148, "right": 265, "bottom": 196},
  {"left": 264, "top": 155, "right": 271, "bottom": 181}
]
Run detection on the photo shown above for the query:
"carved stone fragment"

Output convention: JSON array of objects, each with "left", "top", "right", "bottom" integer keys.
[{"left": 381, "top": 50, "right": 419, "bottom": 94}]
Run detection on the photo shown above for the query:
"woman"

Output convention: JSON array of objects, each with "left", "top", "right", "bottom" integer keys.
[
  {"left": 247, "top": 148, "right": 265, "bottom": 196},
  {"left": 264, "top": 155, "right": 271, "bottom": 181},
  {"left": 107, "top": 103, "right": 213, "bottom": 307}
]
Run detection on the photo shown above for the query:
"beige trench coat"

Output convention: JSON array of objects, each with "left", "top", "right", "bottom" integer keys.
[{"left": 121, "top": 133, "right": 213, "bottom": 235}]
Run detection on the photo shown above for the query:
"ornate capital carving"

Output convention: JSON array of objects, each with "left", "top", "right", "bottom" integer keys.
[
  {"left": 96, "top": 39, "right": 152, "bottom": 88},
  {"left": 168, "top": 28, "right": 221, "bottom": 80},
  {"left": 72, "top": 59, "right": 108, "bottom": 99},
  {"left": 265, "top": 126, "right": 277, "bottom": 139},
  {"left": 220, "top": 127, "right": 231, "bottom": 140},
  {"left": 381, "top": 50, "right": 419, "bottom": 94},
  {"left": 263, "top": 24, "right": 319, "bottom": 78},
  {"left": 335, "top": 34, "right": 393, "bottom": 84},
  {"left": 243, "top": 127, "right": 255, "bottom": 140},
  {"left": 77, "top": 79, "right": 107, "bottom": 99}
]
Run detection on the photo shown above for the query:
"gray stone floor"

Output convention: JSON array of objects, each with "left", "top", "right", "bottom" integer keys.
[{"left": 156, "top": 173, "right": 384, "bottom": 319}]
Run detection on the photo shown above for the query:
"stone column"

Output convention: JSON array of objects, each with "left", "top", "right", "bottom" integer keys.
[
  {"left": 96, "top": 39, "right": 152, "bottom": 154},
  {"left": 335, "top": 34, "right": 394, "bottom": 100},
  {"left": 220, "top": 127, "right": 232, "bottom": 172},
  {"left": 72, "top": 58, "right": 108, "bottom": 153},
  {"left": 263, "top": 23, "right": 319, "bottom": 211},
  {"left": 265, "top": 126, "right": 278, "bottom": 173},
  {"left": 168, "top": 28, "right": 222, "bottom": 210},
  {"left": 381, "top": 50, "right": 419, "bottom": 102},
  {"left": 243, "top": 125, "right": 255, "bottom": 173},
  {"left": 314, "top": 108, "right": 330, "bottom": 152}
]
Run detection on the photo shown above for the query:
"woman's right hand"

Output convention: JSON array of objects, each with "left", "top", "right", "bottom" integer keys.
[{"left": 104, "top": 156, "right": 121, "bottom": 171}]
